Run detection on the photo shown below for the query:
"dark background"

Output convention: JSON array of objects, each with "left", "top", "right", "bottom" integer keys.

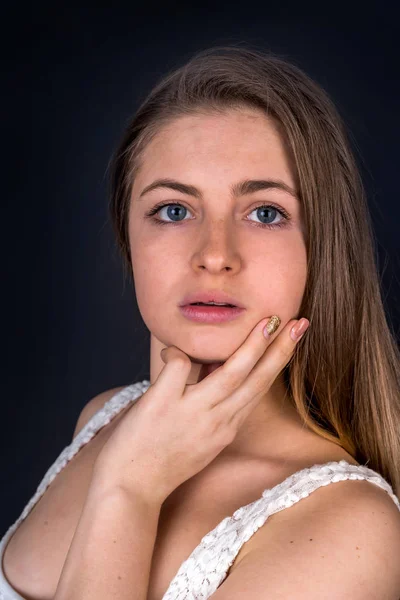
[{"left": 2, "top": 5, "right": 399, "bottom": 536}]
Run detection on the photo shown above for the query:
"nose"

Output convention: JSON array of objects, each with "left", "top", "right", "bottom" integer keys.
[{"left": 190, "top": 221, "right": 242, "bottom": 274}]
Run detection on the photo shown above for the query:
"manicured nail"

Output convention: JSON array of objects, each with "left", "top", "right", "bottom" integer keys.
[
  {"left": 263, "top": 315, "right": 281, "bottom": 339},
  {"left": 290, "top": 319, "right": 310, "bottom": 341}
]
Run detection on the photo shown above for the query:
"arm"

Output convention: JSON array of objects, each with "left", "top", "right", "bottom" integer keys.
[{"left": 54, "top": 470, "right": 161, "bottom": 600}]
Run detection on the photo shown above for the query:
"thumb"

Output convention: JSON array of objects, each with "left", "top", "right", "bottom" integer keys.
[{"left": 157, "top": 346, "right": 192, "bottom": 395}]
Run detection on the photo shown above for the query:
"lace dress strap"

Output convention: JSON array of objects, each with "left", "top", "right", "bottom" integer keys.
[
  {"left": 162, "top": 460, "right": 400, "bottom": 599},
  {"left": 0, "top": 381, "right": 151, "bottom": 573}
]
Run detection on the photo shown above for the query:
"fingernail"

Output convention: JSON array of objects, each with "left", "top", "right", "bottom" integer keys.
[
  {"left": 290, "top": 319, "right": 310, "bottom": 341},
  {"left": 263, "top": 315, "right": 281, "bottom": 339}
]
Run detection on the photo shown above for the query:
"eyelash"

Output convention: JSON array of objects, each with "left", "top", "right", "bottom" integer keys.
[{"left": 144, "top": 201, "right": 291, "bottom": 230}]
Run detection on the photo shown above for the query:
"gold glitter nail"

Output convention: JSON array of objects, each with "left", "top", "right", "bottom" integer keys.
[{"left": 265, "top": 315, "right": 281, "bottom": 336}]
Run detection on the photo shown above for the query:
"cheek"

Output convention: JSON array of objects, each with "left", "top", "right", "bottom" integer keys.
[
  {"left": 130, "top": 250, "right": 182, "bottom": 325},
  {"left": 253, "top": 239, "right": 307, "bottom": 314},
  {"left": 132, "top": 265, "right": 170, "bottom": 305}
]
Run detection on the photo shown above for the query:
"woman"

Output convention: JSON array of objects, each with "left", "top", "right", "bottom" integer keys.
[{"left": 1, "top": 46, "right": 400, "bottom": 599}]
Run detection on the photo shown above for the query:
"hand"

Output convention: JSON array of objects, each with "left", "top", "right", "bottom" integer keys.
[{"left": 93, "top": 316, "right": 310, "bottom": 505}]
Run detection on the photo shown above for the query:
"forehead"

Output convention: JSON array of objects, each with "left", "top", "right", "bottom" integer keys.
[{"left": 133, "top": 109, "right": 298, "bottom": 194}]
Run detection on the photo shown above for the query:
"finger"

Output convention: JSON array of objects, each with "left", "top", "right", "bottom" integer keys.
[
  {"left": 222, "top": 318, "right": 310, "bottom": 428},
  {"left": 154, "top": 346, "right": 192, "bottom": 397},
  {"left": 191, "top": 315, "right": 290, "bottom": 408}
]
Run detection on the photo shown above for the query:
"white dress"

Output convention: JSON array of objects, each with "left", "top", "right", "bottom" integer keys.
[{"left": 1, "top": 380, "right": 399, "bottom": 600}]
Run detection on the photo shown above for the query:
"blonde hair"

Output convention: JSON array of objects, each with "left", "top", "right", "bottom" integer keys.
[{"left": 107, "top": 45, "right": 400, "bottom": 496}]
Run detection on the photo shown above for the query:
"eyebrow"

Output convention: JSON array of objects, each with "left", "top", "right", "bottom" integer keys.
[{"left": 138, "top": 178, "right": 299, "bottom": 201}]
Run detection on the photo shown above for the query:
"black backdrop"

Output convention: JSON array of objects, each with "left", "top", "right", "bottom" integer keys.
[{"left": 2, "top": 4, "right": 399, "bottom": 536}]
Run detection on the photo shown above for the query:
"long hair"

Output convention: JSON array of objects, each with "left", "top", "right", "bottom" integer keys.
[{"left": 107, "top": 45, "right": 400, "bottom": 496}]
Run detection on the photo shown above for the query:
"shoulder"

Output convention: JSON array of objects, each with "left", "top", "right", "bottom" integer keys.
[
  {"left": 72, "top": 385, "right": 128, "bottom": 440},
  {"left": 213, "top": 478, "right": 400, "bottom": 599}
]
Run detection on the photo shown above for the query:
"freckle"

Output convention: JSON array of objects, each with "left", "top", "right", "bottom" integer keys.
[
  {"left": 357, "top": 555, "right": 360, "bottom": 559},
  {"left": 309, "top": 538, "right": 313, "bottom": 541},
  {"left": 356, "top": 546, "right": 360, "bottom": 550},
  {"left": 113, "top": 540, "right": 117, "bottom": 543},
  {"left": 118, "top": 575, "right": 122, "bottom": 580},
  {"left": 44, "top": 520, "right": 48, "bottom": 526},
  {"left": 290, "top": 541, "right": 294, "bottom": 543},
  {"left": 321, "top": 555, "right": 324, "bottom": 558}
]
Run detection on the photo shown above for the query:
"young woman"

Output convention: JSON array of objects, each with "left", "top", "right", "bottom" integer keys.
[{"left": 1, "top": 46, "right": 400, "bottom": 600}]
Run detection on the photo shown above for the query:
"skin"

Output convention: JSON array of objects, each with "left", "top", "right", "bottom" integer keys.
[{"left": 128, "top": 107, "right": 308, "bottom": 460}]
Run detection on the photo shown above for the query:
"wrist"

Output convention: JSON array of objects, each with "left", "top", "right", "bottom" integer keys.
[{"left": 91, "top": 456, "right": 165, "bottom": 508}]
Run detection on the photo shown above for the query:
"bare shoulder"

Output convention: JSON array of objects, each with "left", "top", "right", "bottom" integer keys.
[
  {"left": 72, "top": 385, "right": 128, "bottom": 440},
  {"left": 213, "top": 479, "right": 400, "bottom": 599}
]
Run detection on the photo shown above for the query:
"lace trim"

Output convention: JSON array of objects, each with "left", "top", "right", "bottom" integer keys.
[{"left": 162, "top": 460, "right": 400, "bottom": 599}]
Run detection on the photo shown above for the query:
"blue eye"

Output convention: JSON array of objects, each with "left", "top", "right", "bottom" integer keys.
[
  {"left": 247, "top": 205, "right": 287, "bottom": 228},
  {"left": 144, "top": 202, "right": 291, "bottom": 230}
]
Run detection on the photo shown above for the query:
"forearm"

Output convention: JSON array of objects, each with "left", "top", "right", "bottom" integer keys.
[{"left": 54, "top": 476, "right": 161, "bottom": 600}]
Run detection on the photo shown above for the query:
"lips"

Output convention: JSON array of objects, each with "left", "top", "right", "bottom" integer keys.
[
  {"left": 191, "top": 302, "right": 235, "bottom": 307},
  {"left": 179, "top": 304, "right": 245, "bottom": 323},
  {"left": 179, "top": 290, "right": 244, "bottom": 308}
]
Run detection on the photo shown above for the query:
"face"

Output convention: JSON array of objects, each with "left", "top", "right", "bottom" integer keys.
[{"left": 128, "top": 108, "right": 307, "bottom": 387}]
